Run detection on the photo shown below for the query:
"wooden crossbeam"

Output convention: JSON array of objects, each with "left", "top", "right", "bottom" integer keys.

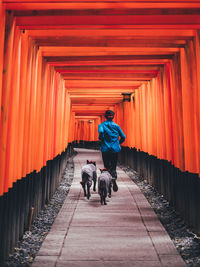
[
  {"left": 67, "top": 87, "right": 137, "bottom": 93},
  {"left": 72, "top": 104, "right": 115, "bottom": 111},
  {"left": 46, "top": 55, "right": 174, "bottom": 64},
  {"left": 61, "top": 74, "right": 156, "bottom": 80},
  {"left": 55, "top": 66, "right": 161, "bottom": 71},
  {"left": 4, "top": 2, "right": 200, "bottom": 11},
  {"left": 28, "top": 29, "right": 195, "bottom": 37},
  {"left": 15, "top": 15, "right": 200, "bottom": 27},
  {"left": 71, "top": 95, "right": 123, "bottom": 99},
  {"left": 49, "top": 59, "right": 170, "bottom": 66},
  {"left": 40, "top": 47, "right": 179, "bottom": 57},
  {"left": 65, "top": 80, "right": 144, "bottom": 87},
  {"left": 75, "top": 116, "right": 100, "bottom": 119},
  {"left": 34, "top": 37, "right": 187, "bottom": 48},
  {"left": 11, "top": 8, "right": 200, "bottom": 17},
  {"left": 59, "top": 69, "right": 159, "bottom": 73},
  {"left": 72, "top": 107, "right": 115, "bottom": 113}
]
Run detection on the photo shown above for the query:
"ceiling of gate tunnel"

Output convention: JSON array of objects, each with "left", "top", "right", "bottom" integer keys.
[{"left": 3, "top": 1, "right": 200, "bottom": 119}]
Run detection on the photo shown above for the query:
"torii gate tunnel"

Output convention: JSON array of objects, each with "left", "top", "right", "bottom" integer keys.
[{"left": 0, "top": 0, "right": 200, "bottom": 263}]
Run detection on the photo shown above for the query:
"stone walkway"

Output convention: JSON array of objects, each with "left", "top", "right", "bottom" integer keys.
[{"left": 32, "top": 148, "right": 185, "bottom": 267}]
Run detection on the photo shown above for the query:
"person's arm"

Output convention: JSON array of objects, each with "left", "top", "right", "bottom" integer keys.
[
  {"left": 98, "top": 124, "right": 104, "bottom": 141},
  {"left": 118, "top": 126, "right": 126, "bottom": 144}
]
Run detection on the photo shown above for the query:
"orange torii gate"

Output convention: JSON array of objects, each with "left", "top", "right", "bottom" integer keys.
[{"left": 0, "top": 0, "right": 200, "bottom": 262}]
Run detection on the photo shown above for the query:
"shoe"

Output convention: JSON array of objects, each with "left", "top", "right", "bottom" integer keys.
[
  {"left": 111, "top": 170, "right": 117, "bottom": 179},
  {"left": 112, "top": 179, "right": 118, "bottom": 192}
]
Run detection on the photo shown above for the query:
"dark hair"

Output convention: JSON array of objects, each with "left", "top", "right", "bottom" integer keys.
[{"left": 105, "top": 110, "right": 115, "bottom": 119}]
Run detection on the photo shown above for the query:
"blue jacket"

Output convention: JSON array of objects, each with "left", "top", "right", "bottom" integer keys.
[{"left": 98, "top": 120, "right": 126, "bottom": 153}]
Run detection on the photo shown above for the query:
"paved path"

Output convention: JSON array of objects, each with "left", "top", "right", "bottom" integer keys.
[{"left": 33, "top": 149, "right": 185, "bottom": 267}]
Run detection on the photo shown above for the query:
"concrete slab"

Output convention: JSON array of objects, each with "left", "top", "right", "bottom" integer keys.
[
  {"left": 142, "top": 214, "right": 166, "bottom": 232},
  {"left": 37, "top": 235, "right": 64, "bottom": 256},
  {"left": 64, "top": 226, "right": 149, "bottom": 240},
  {"left": 149, "top": 231, "right": 179, "bottom": 255},
  {"left": 160, "top": 255, "right": 186, "bottom": 266},
  {"left": 60, "top": 227, "right": 159, "bottom": 261},
  {"left": 56, "top": 260, "right": 162, "bottom": 267},
  {"left": 59, "top": 245, "right": 159, "bottom": 261},
  {"left": 32, "top": 256, "right": 57, "bottom": 267},
  {"left": 75, "top": 205, "right": 138, "bottom": 212},
  {"left": 70, "top": 212, "right": 146, "bottom": 229},
  {"left": 33, "top": 148, "right": 185, "bottom": 267}
]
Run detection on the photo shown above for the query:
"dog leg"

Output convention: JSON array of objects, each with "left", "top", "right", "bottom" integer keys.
[
  {"left": 108, "top": 182, "right": 112, "bottom": 198},
  {"left": 100, "top": 194, "right": 104, "bottom": 205},
  {"left": 93, "top": 171, "right": 97, "bottom": 192},
  {"left": 87, "top": 183, "right": 91, "bottom": 200},
  {"left": 99, "top": 188, "right": 104, "bottom": 205},
  {"left": 104, "top": 188, "right": 107, "bottom": 205},
  {"left": 80, "top": 182, "right": 87, "bottom": 197},
  {"left": 93, "top": 178, "right": 96, "bottom": 192}
]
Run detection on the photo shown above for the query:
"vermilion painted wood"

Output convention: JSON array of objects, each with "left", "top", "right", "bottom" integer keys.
[
  {"left": 27, "top": 43, "right": 37, "bottom": 173},
  {"left": 14, "top": 25, "right": 200, "bottom": 30},
  {"left": 68, "top": 88, "right": 136, "bottom": 94},
  {"left": 17, "top": 31, "right": 28, "bottom": 180},
  {"left": 4, "top": 2, "right": 200, "bottom": 11},
  {"left": 65, "top": 80, "right": 144, "bottom": 87},
  {"left": 0, "top": 14, "right": 16, "bottom": 195},
  {"left": 11, "top": 8, "right": 200, "bottom": 17},
  {"left": 49, "top": 60, "right": 170, "bottom": 66},
  {"left": 14, "top": 15, "right": 200, "bottom": 26},
  {"left": 189, "top": 39, "right": 200, "bottom": 174},
  {"left": 180, "top": 44, "right": 199, "bottom": 174},
  {"left": 58, "top": 69, "right": 159, "bottom": 74},
  {"left": 169, "top": 56, "right": 184, "bottom": 171},
  {"left": 33, "top": 37, "right": 187, "bottom": 47},
  {"left": 55, "top": 66, "right": 160, "bottom": 71},
  {"left": 22, "top": 37, "right": 32, "bottom": 177},
  {"left": 195, "top": 31, "right": 200, "bottom": 174},
  {"left": 0, "top": 3, "right": 4, "bottom": 194},
  {"left": 0, "top": 21, "right": 72, "bottom": 195},
  {"left": 5, "top": 27, "right": 21, "bottom": 188},
  {"left": 35, "top": 46, "right": 43, "bottom": 169},
  {"left": 27, "top": 29, "right": 196, "bottom": 37},
  {"left": 37, "top": 59, "right": 47, "bottom": 169},
  {"left": 61, "top": 74, "right": 156, "bottom": 80},
  {"left": 0, "top": 3, "right": 5, "bottom": 124}
]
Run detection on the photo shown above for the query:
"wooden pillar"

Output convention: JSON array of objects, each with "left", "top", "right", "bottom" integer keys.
[
  {"left": 0, "top": 2, "right": 5, "bottom": 123},
  {"left": 195, "top": 31, "right": 200, "bottom": 176},
  {"left": 180, "top": 45, "right": 199, "bottom": 174},
  {"left": 168, "top": 56, "right": 184, "bottom": 172},
  {"left": 0, "top": 12, "right": 16, "bottom": 195},
  {"left": 4, "top": 26, "right": 21, "bottom": 189},
  {"left": 17, "top": 31, "right": 29, "bottom": 180}
]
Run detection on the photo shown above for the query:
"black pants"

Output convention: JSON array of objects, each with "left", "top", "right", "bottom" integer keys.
[{"left": 102, "top": 152, "right": 118, "bottom": 178}]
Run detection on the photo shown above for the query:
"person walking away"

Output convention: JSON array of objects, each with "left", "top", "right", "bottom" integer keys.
[{"left": 98, "top": 110, "right": 126, "bottom": 192}]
